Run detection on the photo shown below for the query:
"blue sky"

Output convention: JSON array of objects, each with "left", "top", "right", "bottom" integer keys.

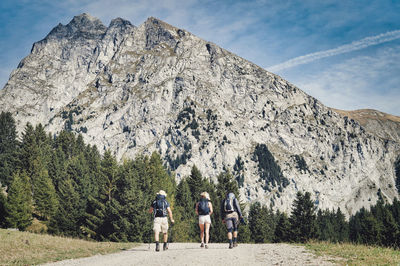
[{"left": 1, "top": 0, "right": 399, "bottom": 115}]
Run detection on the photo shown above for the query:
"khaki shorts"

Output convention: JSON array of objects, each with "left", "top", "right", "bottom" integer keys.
[
  {"left": 225, "top": 212, "right": 239, "bottom": 231},
  {"left": 198, "top": 214, "right": 211, "bottom": 225},
  {"left": 153, "top": 217, "right": 169, "bottom": 234}
]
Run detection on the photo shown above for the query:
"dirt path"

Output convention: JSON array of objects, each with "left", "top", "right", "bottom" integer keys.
[{"left": 43, "top": 243, "right": 338, "bottom": 266}]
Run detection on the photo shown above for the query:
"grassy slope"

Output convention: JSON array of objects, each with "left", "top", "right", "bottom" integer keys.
[
  {"left": 0, "top": 229, "right": 137, "bottom": 265},
  {"left": 305, "top": 241, "right": 400, "bottom": 265}
]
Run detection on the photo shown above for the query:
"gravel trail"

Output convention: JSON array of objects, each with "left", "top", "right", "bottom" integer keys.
[{"left": 43, "top": 243, "right": 338, "bottom": 266}]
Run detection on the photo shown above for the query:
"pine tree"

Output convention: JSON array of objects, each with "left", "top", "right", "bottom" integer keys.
[
  {"left": 112, "top": 159, "right": 148, "bottom": 242},
  {"left": 333, "top": 208, "right": 349, "bottom": 243},
  {"left": 31, "top": 159, "right": 58, "bottom": 220},
  {"left": 249, "top": 202, "right": 268, "bottom": 243},
  {"left": 176, "top": 178, "right": 195, "bottom": 220},
  {"left": 84, "top": 150, "right": 120, "bottom": 240},
  {"left": 289, "top": 191, "right": 317, "bottom": 243},
  {"left": 34, "top": 124, "right": 52, "bottom": 168},
  {"left": 48, "top": 177, "right": 81, "bottom": 236},
  {"left": 148, "top": 152, "right": 176, "bottom": 204},
  {"left": 316, "top": 209, "right": 335, "bottom": 242},
  {"left": 99, "top": 150, "right": 119, "bottom": 202},
  {"left": 390, "top": 197, "right": 400, "bottom": 247},
  {"left": 274, "top": 211, "right": 291, "bottom": 242},
  {"left": 0, "top": 111, "right": 19, "bottom": 187},
  {"left": 187, "top": 165, "right": 207, "bottom": 200},
  {"left": 360, "top": 212, "right": 381, "bottom": 245},
  {"left": 349, "top": 207, "right": 364, "bottom": 244},
  {"left": 5, "top": 171, "right": 33, "bottom": 230},
  {"left": 84, "top": 195, "right": 107, "bottom": 240},
  {"left": 19, "top": 123, "right": 39, "bottom": 175},
  {"left": 0, "top": 187, "right": 6, "bottom": 227},
  {"left": 380, "top": 205, "right": 399, "bottom": 248}
]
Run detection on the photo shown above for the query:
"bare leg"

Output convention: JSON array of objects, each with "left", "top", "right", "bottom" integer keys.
[
  {"left": 233, "top": 231, "right": 238, "bottom": 238},
  {"left": 227, "top": 232, "right": 232, "bottom": 240},
  {"left": 163, "top": 233, "right": 168, "bottom": 243},
  {"left": 205, "top": 223, "right": 210, "bottom": 244},
  {"left": 199, "top": 223, "right": 205, "bottom": 243},
  {"left": 154, "top": 231, "right": 159, "bottom": 242}
]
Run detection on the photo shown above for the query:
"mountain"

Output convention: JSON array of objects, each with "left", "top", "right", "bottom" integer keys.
[
  {"left": 1, "top": 13, "right": 399, "bottom": 216},
  {"left": 332, "top": 108, "right": 400, "bottom": 143}
]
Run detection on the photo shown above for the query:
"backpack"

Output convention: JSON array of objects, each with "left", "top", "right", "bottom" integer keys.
[
  {"left": 198, "top": 198, "right": 210, "bottom": 215},
  {"left": 224, "top": 197, "right": 234, "bottom": 213},
  {"left": 154, "top": 195, "right": 167, "bottom": 217}
]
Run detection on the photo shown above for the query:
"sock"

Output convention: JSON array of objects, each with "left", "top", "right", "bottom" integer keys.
[
  {"left": 229, "top": 239, "right": 233, "bottom": 244},
  {"left": 233, "top": 237, "right": 237, "bottom": 243}
]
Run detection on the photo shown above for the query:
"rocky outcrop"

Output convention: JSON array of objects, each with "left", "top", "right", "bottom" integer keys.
[
  {"left": 1, "top": 14, "right": 399, "bottom": 217},
  {"left": 333, "top": 108, "right": 400, "bottom": 143}
]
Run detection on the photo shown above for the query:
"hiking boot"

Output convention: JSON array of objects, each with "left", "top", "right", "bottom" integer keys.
[
  {"left": 229, "top": 242, "right": 233, "bottom": 249},
  {"left": 156, "top": 243, "right": 160, "bottom": 252},
  {"left": 233, "top": 242, "right": 238, "bottom": 247},
  {"left": 205, "top": 244, "right": 208, "bottom": 249},
  {"left": 163, "top": 242, "right": 168, "bottom": 251},
  {"left": 200, "top": 243, "right": 204, "bottom": 248}
]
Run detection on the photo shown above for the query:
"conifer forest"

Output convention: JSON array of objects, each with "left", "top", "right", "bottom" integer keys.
[{"left": 0, "top": 111, "right": 399, "bottom": 248}]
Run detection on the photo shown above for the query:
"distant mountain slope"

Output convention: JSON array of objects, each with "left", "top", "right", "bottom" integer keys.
[
  {"left": 333, "top": 108, "right": 400, "bottom": 143},
  {"left": 1, "top": 14, "right": 399, "bottom": 216}
]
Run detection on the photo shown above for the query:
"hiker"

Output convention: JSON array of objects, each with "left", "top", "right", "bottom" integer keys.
[
  {"left": 195, "top": 191, "right": 213, "bottom": 248},
  {"left": 148, "top": 190, "right": 174, "bottom": 252},
  {"left": 221, "top": 192, "right": 243, "bottom": 249}
]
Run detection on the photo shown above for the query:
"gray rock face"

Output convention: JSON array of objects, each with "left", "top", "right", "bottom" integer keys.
[{"left": 1, "top": 14, "right": 399, "bottom": 217}]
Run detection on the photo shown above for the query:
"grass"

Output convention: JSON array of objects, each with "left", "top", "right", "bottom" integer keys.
[
  {"left": 0, "top": 229, "right": 137, "bottom": 265},
  {"left": 304, "top": 241, "right": 400, "bottom": 265}
]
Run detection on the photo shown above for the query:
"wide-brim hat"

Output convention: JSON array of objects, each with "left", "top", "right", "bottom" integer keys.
[
  {"left": 157, "top": 190, "right": 167, "bottom": 196},
  {"left": 200, "top": 191, "right": 210, "bottom": 200}
]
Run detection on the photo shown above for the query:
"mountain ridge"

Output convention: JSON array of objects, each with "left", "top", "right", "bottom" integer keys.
[{"left": 1, "top": 14, "right": 399, "bottom": 217}]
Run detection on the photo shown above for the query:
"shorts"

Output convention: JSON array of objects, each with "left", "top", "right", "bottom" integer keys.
[
  {"left": 198, "top": 215, "right": 211, "bottom": 224},
  {"left": 225, "top": 212, "right": 239, "bottom": 231},
  {"left": 153, "top": 217, "right": 169, "bottom": 234}
]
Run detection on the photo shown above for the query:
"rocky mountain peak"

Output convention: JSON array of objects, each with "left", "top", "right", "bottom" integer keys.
[
  {"left": 69, "top": 13, "right": 106, "bottom": 31},
  {"left": 1, "top": 14, "right": 399, "bottom": 217},
  {"left": 109, "top": 17, "right": 134, "bottom": 29},
  {"left": 44, "top": 13, "right": 106, "bottom": 42}
]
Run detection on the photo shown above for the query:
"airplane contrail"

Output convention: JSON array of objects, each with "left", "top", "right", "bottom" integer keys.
[{"left": 268, "top": 29, "right": 400, "bottom": 72}]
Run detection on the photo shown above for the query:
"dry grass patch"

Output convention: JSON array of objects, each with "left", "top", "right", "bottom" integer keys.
[
  {"left": 0, "top": 229, "right": 137, "bottom": 265},
  {"left": 305, "top": 241, "right": 400, "bottom": 265}
]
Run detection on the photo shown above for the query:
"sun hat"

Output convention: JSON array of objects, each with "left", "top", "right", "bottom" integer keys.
[
  {"left": 157, "top": 190, "right": 167, "bottom": 196},
  {"left": 200, "top": 191, "right": 210, "bottom": 200}
]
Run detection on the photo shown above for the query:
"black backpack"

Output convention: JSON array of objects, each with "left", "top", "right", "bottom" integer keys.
[
  {"left": 224, "top": 197, "right": 234, "bottom": 213},
  {"left": 154, "top": 195, "right": 167, "bottom": 217},
  {"left": 198, "top": 198, "right": 210, "bottom": 215}
]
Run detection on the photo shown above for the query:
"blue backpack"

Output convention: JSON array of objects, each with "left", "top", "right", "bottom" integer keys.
[
  {"left": 154, "top": 195, "right": 167, "bottom": 217},
  {"left": 198, "top": 198, "right": 210, "bottom": 215}
]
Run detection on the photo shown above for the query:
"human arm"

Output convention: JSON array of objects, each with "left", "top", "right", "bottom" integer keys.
[
  {"left": 149, "top": 200, "right": 155, "bottom": 214},
  {"left": 209, "top": 202, "right": 213, "bottom": 215},
  {"left": 167, "top": 207, "right": 174, "bottom": 224},
  {"left": 195, "top": 202, "right": 199, "bottom": 215},
  {"left": 234, "top": 198, "right": 243, "bottom": 218}
]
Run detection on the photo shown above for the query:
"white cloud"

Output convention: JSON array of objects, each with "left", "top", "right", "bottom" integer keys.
[
  {"left": 268, "top": 30, "right": 400, "bottom": 72},
  {"left": 295, "top": 45, "right": 400, "bottom": 116}
]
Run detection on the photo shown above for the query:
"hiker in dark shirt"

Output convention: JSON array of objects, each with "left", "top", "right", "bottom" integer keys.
[
  {"left": 148, "top": 190, "right": 174, "bottom": 252},
  {"left": 221, "top": 192, "right": 243, "bottom": 249},
  {"left": 195, "top": 191, "right": 213, "bottom": 249}
]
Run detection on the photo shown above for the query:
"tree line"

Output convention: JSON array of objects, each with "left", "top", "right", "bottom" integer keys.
[{"left": 0, "top": 111, "right": 399, "bottom": 248}]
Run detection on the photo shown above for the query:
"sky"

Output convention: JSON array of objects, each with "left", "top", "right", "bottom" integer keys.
[{"left": 1, "top": 0, "right": 399, "bottom": 115}]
